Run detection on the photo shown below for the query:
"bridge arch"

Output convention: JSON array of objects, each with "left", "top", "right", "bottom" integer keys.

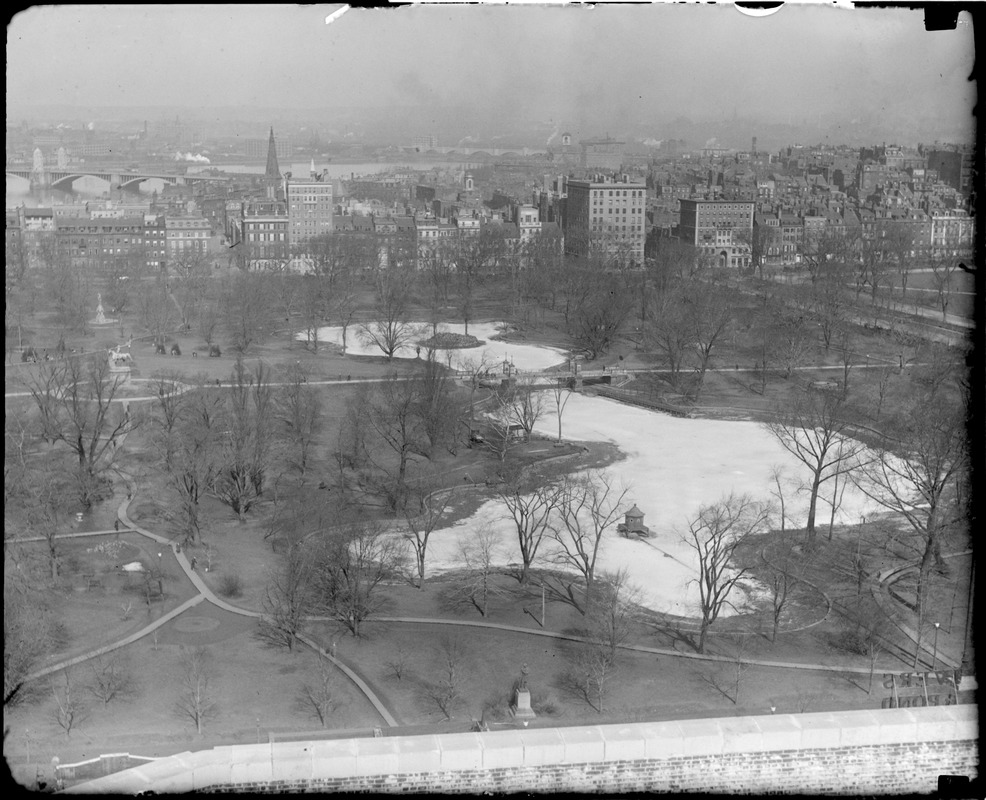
[{"left": 49, "top": 173, "right": 109, "bottom": 192}]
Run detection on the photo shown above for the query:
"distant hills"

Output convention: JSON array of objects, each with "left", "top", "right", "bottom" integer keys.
[{"left": 7, "top": 103, "right": 974, "bottom": 154}]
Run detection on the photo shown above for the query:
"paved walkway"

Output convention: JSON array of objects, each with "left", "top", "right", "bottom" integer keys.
[
  {"left": 14, "top": 361, "right": 961, "bottom": 738},
  {"left": 870, "top": 550, "right": 971, "bottom": 671}
]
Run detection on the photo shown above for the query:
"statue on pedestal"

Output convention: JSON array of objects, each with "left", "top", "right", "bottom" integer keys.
[{"left": 512, "top": 662, "right": 536, "bottom": 720}]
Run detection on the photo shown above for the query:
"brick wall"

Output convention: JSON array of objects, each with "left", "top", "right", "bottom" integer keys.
[{"left": 64, "top": 706, "right": 977, "bottom": 795}]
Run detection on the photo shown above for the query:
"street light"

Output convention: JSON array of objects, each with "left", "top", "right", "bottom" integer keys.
[{"left": 932, "top": 622, "right": 941, "bottom": 672}]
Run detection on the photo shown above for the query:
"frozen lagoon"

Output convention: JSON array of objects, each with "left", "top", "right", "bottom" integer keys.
[
  {"left": 303, "top": 321, "right": 569, "bottom": 372},
  {"left": 422, "top": 394, "right": 886, "bottom": 617},
  {"left": 306, "top": 319, "right": 885, "bottom": 616}
]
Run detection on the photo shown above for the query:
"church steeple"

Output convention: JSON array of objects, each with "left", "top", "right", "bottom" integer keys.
[{"left": 265, "top": 126, "right": 281, "bottom": 198}]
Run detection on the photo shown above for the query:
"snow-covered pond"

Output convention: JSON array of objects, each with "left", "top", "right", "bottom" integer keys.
[
  {"left": 421, "top": 394, "right": 885, "bottom": 617},
  {"left": 300, "top": 321, "right": 568, "bottom": 372}
]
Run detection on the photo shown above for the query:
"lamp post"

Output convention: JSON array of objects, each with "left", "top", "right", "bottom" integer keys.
[{"left": 932, "top": 622, "right": 940, "bottom": 672}]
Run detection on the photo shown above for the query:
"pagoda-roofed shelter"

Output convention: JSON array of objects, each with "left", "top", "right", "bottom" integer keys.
[{"left": 618, "top": 505, "right": 651, "bottom": 538}]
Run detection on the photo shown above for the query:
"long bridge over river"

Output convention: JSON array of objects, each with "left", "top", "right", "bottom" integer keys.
[{"left": 6, "top": 165, "right": 231, "bottom": 192}]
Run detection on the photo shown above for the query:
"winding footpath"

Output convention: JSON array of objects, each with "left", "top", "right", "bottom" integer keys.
[{"left": 8, "top": 356, "right": 963, "bottom": 737}]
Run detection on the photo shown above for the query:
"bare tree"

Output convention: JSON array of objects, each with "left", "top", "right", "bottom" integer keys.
[
  {"left": 452, "top": 229, "right": 503, "bottom": 335},
  {"left": 198, "top": 301, "right": 220, "bottom": 350},
  {"left": 808, "top": 260, "right": 851, "bottom": 351},
  {"left": 297, "top": 273, "right": 331, "bottom": 352},
  {"left": 773, "top": 315, "right": 814, "bottom": 380},
  {"left": 587, "top": 567, "right": 643, "bottom": 659},
  {"left": 259, "top": 542, "right": 318, "bottom": 651},
  {"left": 347, "top": 372, "right": 430, "bottom": 511},
  {"left": 426, "top": 634, "right": 468, "bottom": 719},
  {"left": 137, "top": 279, "right": 175, "bottom": 345},
  {"left": 164, "top": 380, "right": 221, "bottom": 545},
  {"left": 833, "top": 596, "right": 896, "bottom": 694},
  {"left": 454, "top": 522, "right": 507, "bottom": 617},
  {"left": 570, "top": 644, "right": 615, "bottom": 714},
  {"left": 764, "top": 389, "right": 866, "bottom": 542},
  {"left": 567, "top": 268, "right": 632, "bottom": 359},
  {"left": 735, "top": 223, "right": 782, "bottom": 280},
  {"left": 688, "top": 283, "right": 733, "bottom": 398},
  {"left": 313, "top": 520, "right": 405, "bottom": 637},
  {"left": 26, "top": 354, "right": 138, "bottom": 507},
  {"left": 333, "top": 282, "right": 361, "bottom": 357},
  {"left": 174, "top": 646, "right": 217, "bottom": 735},
  {"left": 684, "top": 494, "right": 771, "bottom": 653},
  {"left": 4, "top": 577, "right": 56, "bottom": 706},
  {"left": 418, "top": 240, "right": 458, "bottom": 334},
  {"left": 22, "top": 466, "right": 62, "bottom": 580},
  {"left": 645, "top": 285, "right": 691, "bottom": 391},
  {"left": 495, "top": 464, "right": 562, "bottom": 584},
  {"left": 86, "top": 653, "right": 137, "bottom": 705},
  {"left": 277, "top": 362, "right": 322, "bottom": 474},
  {"left": 414, "top": 351, "right": 466, "bottom": 457},
  {"left": 221, "top": 272, "right": 274, "bottom": 353},
  {"left": 768, "top": 464, "right": 791, "bottom": 534},
  {"left": 296, "top": 652, "right": 342, "bottom": 727},
  {"left": 384, "top": 647, "right": 411, "bottom": 682},
  {"left": 883, "top": 221, "right": 920, "bottom": 302},
  {"left": 701, "top": 634, "right": 756, "bottom": 705},
  {"left": 402, "top": 483, "right": 453, "bottom": 588},
  {"left": 212, "top": 358, "right": 277, "bottom": 522},
  {"left": 550, "top": 378, "right": 574, "bottom": 443},
  {"left": 760, "top": 539, "right": 811, "bottom": 642},
  {"left": 170, "top": 250, "right": 211, "bottom": 331},
  {"left": 551, "top": 472, "right": 630, "bottom": 614},
  {"left": 492, "top": 381, "right": 547, "bottom": 443},
  {"left": 51, "top": 670, "right": 89, "bottom": 737},
  {"left": 851, "top": 391, "right": 967, "bottom": 642},
  {"left": 929, "top": 252, "right": 959, "bottom": 323},
  {"left": 360, "top": 265, "right": 422, "bottom": 359},
  {"left": 455, "top": 352, "right": 494, "bottom": 435}
]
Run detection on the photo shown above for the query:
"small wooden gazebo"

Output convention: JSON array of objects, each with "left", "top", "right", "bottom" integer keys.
[{"left": 618, "top": 505, "right": 651, "bottom": 538}]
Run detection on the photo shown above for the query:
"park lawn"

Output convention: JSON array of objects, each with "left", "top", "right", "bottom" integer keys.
[
  {"left": 4, "top": 619, "right": 380, "bottom": 788},
  {"left": 6, "top": 294, "right": 969, "bottom": 790},
  {"left": 310, "top": 619, "right": 881, "bottom": 732}
]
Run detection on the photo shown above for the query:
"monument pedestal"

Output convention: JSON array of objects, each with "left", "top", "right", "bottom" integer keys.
[{"left": 511, "top": 688, "right": 536, "bottom": 720}]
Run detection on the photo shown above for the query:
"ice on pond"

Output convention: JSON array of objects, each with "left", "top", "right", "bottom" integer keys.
[
  {"left": 300, "top": 321, "right": 569, "bottom": 372},
  {"left": 419, "top": 394, "right": 886, "bottom": 617}
]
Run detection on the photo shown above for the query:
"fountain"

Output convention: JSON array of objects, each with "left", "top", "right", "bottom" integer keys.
[{"left": 91, "top": 293, "right": 116, "bottom": 326}]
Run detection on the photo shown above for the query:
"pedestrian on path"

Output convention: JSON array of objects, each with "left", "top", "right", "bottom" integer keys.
[
  {"left": 114, "top": 519, "right": 120, "bottom": 532},
  {"left": 190, "top": 557, "right": 197, "bottom": 571}
]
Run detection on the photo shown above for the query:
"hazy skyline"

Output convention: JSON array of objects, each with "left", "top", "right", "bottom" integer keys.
[{"left": 7, "top": 4, "right": 977, "bottom": 142}]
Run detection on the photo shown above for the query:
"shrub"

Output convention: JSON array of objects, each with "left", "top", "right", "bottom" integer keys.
[{"left": 217, "top": 572, "right": 243, "bottom": 598}]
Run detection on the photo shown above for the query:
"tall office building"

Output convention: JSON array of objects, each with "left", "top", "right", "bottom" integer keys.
[
  {"left": 678, "top": 199, "right": 754, "bottom": 268},
  {"left": 564, "top": 174, "right": 646, "bottom": 265},
  {"left": 285, "top": 160, "right": 334, "bottom": 245}
]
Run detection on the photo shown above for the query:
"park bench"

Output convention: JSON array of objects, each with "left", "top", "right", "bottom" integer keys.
[{"left": 82, "top": 573, "right": 104, "bottom": 591}]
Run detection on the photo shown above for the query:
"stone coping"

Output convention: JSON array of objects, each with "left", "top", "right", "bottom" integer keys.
[{"left": 64, "top": 705, "right": 977, "bottom": 794}]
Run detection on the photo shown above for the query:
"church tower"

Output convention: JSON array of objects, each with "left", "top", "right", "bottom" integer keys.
[{"left": 265, "top": 126, "right": 281, "bottom": 199}]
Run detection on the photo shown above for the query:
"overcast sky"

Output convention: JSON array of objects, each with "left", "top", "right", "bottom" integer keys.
[{"left": 7, "top": 4, "right": 976, "bottom": 130}]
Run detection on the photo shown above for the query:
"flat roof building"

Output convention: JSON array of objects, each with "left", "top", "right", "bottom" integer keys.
[
  {"left": 564, "top": 174, "right": 647, "bottom": 266},
  {"left": 285, "top": 164, "right": 334, "bottom": 246},
  {"left": 678, "top": 199, "right": 754, "bottom": 269}
]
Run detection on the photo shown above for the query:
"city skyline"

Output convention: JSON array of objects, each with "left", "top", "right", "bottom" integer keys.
[{"left": 7, "top": 4, "right": 977, "bottom": 146}]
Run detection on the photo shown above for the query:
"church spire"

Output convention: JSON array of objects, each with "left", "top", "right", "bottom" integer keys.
[{"left": 265, "top": 126, "right": 281, "bottom": 198}]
